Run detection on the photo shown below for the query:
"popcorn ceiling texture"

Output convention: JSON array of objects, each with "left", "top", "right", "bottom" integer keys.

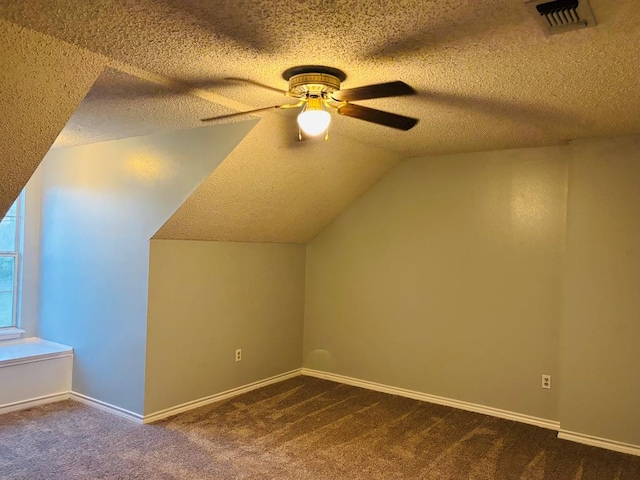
[
  {"left": 52, "top": 68, "right": 236, "bottom": 149},
  {"left": 153, "top": 113, "right": 401, "bottom": 243},
  {"left": 0, "top": 18, "right": 106, "bottom": 217},
  {"left": 1, "top": 0, "right": 640, "bottom": 240}
]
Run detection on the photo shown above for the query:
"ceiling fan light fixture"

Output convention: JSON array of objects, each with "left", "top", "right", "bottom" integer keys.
[
  {"left": 202, "top": 67, "right": 419, "bottom": 136},
  {"left": 297, "top": 96, "right": 330, "bottom": 136}
]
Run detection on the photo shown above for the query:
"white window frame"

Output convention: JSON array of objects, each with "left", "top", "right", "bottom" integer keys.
[{"left": 0, "top": 194, "right": 23, "bottom": 338}]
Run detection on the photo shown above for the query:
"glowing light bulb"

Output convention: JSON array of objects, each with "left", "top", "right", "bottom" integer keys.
[{"left": 297, "top": 109, "right": 331, "bottom": 136}]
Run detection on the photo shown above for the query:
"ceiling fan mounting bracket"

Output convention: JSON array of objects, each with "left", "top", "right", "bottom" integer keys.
[
  {"left": 282, "top": 65, "right": 347, "bottom": 82},
  {"left": 283, "top": 65, "right": 347, "bottom": 97},
  {"left": 288, "top": 73, "right": 341, "bottom": 97}
]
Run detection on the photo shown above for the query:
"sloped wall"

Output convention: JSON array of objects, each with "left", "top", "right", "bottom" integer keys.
[{"left": 36, "top": 122, "right": 256, "bottom": 415}]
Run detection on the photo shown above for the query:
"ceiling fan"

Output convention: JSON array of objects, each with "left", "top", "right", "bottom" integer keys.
[{"left": 200, "top": 65, "right": 419, "bottom": 140}]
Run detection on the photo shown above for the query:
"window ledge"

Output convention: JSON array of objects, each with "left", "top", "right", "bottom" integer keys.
[
  {"left": 0, "top": 328, "right": 25, "bottom": 341},
  {"left": 0, "top": 337, "right": 73, "bottom": 368}
]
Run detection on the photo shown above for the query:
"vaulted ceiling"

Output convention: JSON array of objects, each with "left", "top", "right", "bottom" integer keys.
[{"left": 1, "top": 1, "right": 639, "bottom": 242}]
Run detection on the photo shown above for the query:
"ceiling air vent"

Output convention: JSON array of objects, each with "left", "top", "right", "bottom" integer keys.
[{"left": 525, "top": 0, "right": 596, "bottom": 35}]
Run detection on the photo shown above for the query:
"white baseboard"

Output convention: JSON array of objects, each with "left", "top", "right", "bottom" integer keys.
[
  {"left": 0, "top": 392, "right": 70, "bottom": 415},
  {"left": 301, "top": 368, "right": 560, "bottom": 431},
  {"left": 70, "top": 391, "right": 144, "bottom": 424},
  {"left": 6, "top": 368, "right": 639, "bottom": 458},
  {"left": 558, "top": 430, "right": 640, "bottom": 457},
  {"left": 143, "top": 368, "right": 303, "bottom": 424}
]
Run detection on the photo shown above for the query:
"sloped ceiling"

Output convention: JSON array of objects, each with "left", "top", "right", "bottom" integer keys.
[
  {"left": 154, "top": 114, "right": 401, "bottom": 243},
  {"left": 1, "top": 0, "right": 640, "bottom": 241},
  {"left": 0, "top": 18, "right": 105, "bottom": 217},
  {"left": 52, "top": 68, "right": 238, "bottom": 149}
]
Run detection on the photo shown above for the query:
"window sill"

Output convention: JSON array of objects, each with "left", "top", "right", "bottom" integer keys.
[
  {"left": 0, "top": 337, "right": 73, "bottom": 367},
  {"left": 0, "top": 328, "right": 25, "bottom": 341}
]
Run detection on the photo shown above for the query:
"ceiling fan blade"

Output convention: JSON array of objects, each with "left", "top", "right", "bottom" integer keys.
[
  {"left": 201, "top": 104, "right": 291, "bottom": 122},
  {"left": 331, "top": 81, "right": 416, "bottom": 102},
  {"left": 337, "top": 104, "right": 418, "bottom": 131},
  {"left": 225, "top": 77, "right": 288, "bottom": 95}
]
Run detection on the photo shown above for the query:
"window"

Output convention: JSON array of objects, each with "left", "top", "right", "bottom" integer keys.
[{"left": 0, "top": 197, "right": 21, "bottom": 329}]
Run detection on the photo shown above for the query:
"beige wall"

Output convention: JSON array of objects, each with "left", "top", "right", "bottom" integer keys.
[
  {"left": 304, "top": 135, "right": 640, "bottom": 446},
  {"left": 304, "top": 146, "right": 568, "bottom": 421},
  {"left": 560, "top": 136, "right": 640, "bottom": 446},
  {"left": 145, "top": 240, "right": 306, "bottom": 415}
]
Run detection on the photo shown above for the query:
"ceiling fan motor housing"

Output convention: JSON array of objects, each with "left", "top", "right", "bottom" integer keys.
[{"left": 288, "top": 73, "right": 341, "bottom": 98}]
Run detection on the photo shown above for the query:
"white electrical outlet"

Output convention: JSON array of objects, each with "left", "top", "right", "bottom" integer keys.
[
  {"left": 235, "top": 349, "right": 242, "bottom": 362},
  {"left": 541, "top": 374, "right": 551, "bottom": 389}
]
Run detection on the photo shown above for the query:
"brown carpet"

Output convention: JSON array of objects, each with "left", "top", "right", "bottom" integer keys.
[{"left": 1, "top": 376, "right": 638, "bottom": 479}]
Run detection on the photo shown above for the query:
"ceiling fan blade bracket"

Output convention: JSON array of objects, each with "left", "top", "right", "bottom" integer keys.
[
  {"left": 200, "top": 103, "right": 294, "bottom": 122},
  {"left": 279, "top": 100, "right": 306, "bottom": 109},
  {"left": 224, "top": 77, "right": 288, "bottom": 95}
]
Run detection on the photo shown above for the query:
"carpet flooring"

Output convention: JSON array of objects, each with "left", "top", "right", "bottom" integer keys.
[{"left": 1, "top": 376, "right": 639, "bottom": 479}]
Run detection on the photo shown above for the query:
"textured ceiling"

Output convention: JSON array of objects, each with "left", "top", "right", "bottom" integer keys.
[
  {"left": 2, "top": 0, "right": 640, "bottom": 240},
  {"left": 53, "top": 68, "right": 236, "bottom": 148},
  {"left": 0, "top": 18, "right": 105, "bottom": 217},
  {"left": 154, "top": 113, "right": 401, "bottom": 243}
]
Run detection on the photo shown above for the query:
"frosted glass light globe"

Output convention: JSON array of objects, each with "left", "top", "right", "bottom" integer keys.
[{"left": 297, "top": 110, "right": 331, "bottom": 136}]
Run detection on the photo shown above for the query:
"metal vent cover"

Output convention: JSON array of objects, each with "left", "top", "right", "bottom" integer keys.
[{"left": 525, "top": 0, "right": 596, "bottom": 34}]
